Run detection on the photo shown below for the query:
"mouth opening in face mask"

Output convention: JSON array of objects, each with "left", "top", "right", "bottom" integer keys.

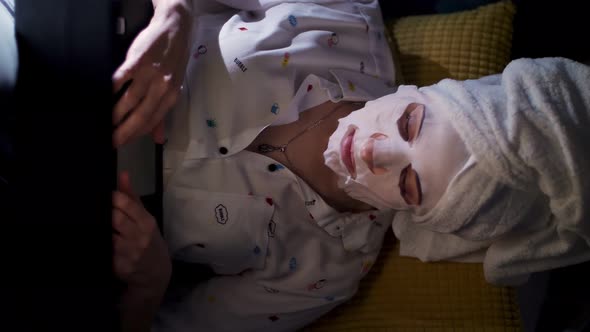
[{"left": 339, "top": 125, "right": 357, "bottom": 179}]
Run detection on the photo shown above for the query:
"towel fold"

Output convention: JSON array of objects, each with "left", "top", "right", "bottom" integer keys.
[{"left": 393, "top": 57, "right": 590, "bottom": 285}]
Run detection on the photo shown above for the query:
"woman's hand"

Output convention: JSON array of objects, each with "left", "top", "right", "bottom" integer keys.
[
  {"left": 113, "top": 171, "right": 171, "bottom": 292},
  {"left": 112, "top": 0, "right": 193, "bottom": 148},
  {"left": 113, "top": 171, "right": 171, "bottom": 332}
]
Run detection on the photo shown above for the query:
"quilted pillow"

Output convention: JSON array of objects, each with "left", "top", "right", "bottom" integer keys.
[{"left": 388, "top": 0, "right": 515, "bottom": 86}]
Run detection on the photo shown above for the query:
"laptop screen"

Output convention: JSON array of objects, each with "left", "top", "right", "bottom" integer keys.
[{"left": 11, "top": 1, "right": 118, "bottom": 330}]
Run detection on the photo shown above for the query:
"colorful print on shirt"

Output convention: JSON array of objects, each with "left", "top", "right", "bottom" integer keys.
[
  {"left": 348, "top": 80, "right": 356, "bottom": 92},
  {"left": 281, "top": 53, "right": 290, "bottom": 68},
  {"left": 307, "top": 279, "right": 327, "bottom": 291},
  {"left": 328, "top": 33, "right": 339, "bottom": 47},
  {"left": 271, "top": 103, "right": 280, "bottom": 115},
  {"left": 289, "top": 257, "right": 297, "bottom": 271},
  {"left": 234, "top": 57, "right": 248, "bottom": 72},
  {"left": 193, "top": 45, "right": 207, "bottom": 59},
  {"left": 361, "top": 260, "right": 374, "bottom": 275},
  {"left": 264, "top": 286, "right": 280, "bottom": 294},
  {"left": 206, "top": 119, "right": 217, "bottom": 128},
  {"left": 215, "top": 204, "right": 228, "bottom": 224}
]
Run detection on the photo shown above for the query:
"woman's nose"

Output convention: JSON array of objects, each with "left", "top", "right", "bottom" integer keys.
[
  {"left": 360, "top": 134, "right": 389, "bottom": 175},
  {"left": 361, "top": 134, "right": 408, "bottom": 174}
]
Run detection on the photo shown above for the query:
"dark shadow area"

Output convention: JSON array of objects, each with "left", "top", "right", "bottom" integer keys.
[
  {"left": 397, "top": 53, "right": 452, "bottom": 86},
  {"left": 535, "top": 262, "right": 590, "bottom": 331},
  {"left": 511, "top": 0, "right": 590, "bottom": 62},
  {"left": 7, "top": 1, "right": 117, "bottom": 331}
]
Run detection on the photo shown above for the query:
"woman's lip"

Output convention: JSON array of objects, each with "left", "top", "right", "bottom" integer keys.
[{"left": 340, "top": 127, "right": 356, "bottom": 178}]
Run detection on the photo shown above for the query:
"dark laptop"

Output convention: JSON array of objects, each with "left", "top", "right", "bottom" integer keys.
[{"left": 6, "top": 1, "right": 157, "bottom": 330}]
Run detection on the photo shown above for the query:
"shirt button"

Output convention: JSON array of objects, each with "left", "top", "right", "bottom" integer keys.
[
  {"left": 219, "top": 147, "right": 228, "bottom": 155},
  {"left": 268, "top": 164, "right": 278, "bottom": 172}
]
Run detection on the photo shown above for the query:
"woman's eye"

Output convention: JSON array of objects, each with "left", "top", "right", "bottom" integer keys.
[
  {"left": 398, "top": 164, "right": 422, "bottom": 206},
  {"left": 396, "top": 103, "right": 425, "bottom": 143},
  {"left": 398, "top": 113, "right": 410, "bottom": 142}
]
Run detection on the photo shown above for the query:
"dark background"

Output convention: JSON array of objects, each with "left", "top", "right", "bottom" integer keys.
[{"left": 3, "top": 1, "right": 119, "bottom": 331}]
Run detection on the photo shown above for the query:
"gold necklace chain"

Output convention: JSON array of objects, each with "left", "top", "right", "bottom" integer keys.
[{"left": 257, "top": 102, "right": 361, "bottom": 170}]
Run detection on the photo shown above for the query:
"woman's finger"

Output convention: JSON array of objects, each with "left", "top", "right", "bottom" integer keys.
[
  {"left": 113, "top": 234, "right": 131, "bottom": 257},
  {"left": 115, "top": 172, "right": 157, "bottom": 233},
  {"left": 112, "top": 69, "right": 153, "bottom": 127},
  {"left": 113, "top": 66, "right": 134, "bottom": 94},
  {"left": 113, "top": 244, "right": 134, "bottom": 280},
  {"left": 113, "top": 233, "right": 143, "bottom": 263},
  {"left": 113, "top": 256, "right": 133, "bottom": 280},
  {"left": 113, "top": 235, "right": 136, "bottom": 279},
  {"left": 113, "top": 191, "right": 150, "bottom": 225},
  {"left": 112, "top": 208, "right": 137, "bottom": 238},
  {"left": 112, "top": 84, "right": 163, "bottom": 147},
  {"left": 119, "top": 75, "right": 170, "bottom": 143},
  {"left": 112, "top": 36, "right": 148, "bottom": 93},
  {"left": 150, "top": 121, "right": 166, "bottom": 144},
  {"left": 118, "top": 171, "right": 140, "bottom": 202},
  {"left": 149, "top": 89, "right": 180, "bottom": 144}
]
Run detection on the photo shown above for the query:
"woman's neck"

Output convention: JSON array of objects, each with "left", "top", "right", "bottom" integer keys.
[{"left": 247, "top": 101, "right": 374, "bottom": 213}]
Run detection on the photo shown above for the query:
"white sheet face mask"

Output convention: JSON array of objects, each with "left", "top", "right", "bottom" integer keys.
[{"left": 323, "top": 86, "right": 471, "bottom": 214}]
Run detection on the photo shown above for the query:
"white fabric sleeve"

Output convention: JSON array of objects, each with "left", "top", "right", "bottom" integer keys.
[{"left": 154, "top": 274, "right": 344, "bottom": 332}]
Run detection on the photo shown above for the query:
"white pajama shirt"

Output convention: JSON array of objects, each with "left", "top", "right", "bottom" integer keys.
[{"left": 157, "top": 1, "right": 397, "bottom": 331}]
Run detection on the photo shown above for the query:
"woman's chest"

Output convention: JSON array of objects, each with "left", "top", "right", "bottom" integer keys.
[
  {"left": 244, "top": 102, "right": 370, "bottom": 213},
  {"left": 244, "top": 122, "right": 301, "bottom": 169},
  {"left": 164, "top": 154, "right": 344, "bottom": 275},
  {"left": 244, "top": 113, "right": 350, "bottom": 206}
]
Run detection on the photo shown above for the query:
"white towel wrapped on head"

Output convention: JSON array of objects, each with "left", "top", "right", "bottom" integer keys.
[{"left": 392, "top": 57, "right": 590, "bottom": 285}]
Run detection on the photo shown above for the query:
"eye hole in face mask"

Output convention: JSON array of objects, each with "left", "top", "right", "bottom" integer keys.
[
  {"left": 396, "top": 103, "right": 425, "bottom": 144},
  {"left": 398, "top": 163, "right": 422, "bottom": 206}
]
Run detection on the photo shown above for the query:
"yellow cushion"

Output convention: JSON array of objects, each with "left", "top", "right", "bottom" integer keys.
[
  {"left": 305, "top": 232, "right": 522, "bottom": 331},
  {"left": 389, "top": 1, "right": 516, "bottom": 86},
  {"left": 306, "top": 2, "right": 521, "bottom": 331}
]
